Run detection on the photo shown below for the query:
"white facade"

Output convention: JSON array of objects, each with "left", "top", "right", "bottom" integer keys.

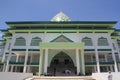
[
  {"left": 0, "top": 32, "right": 120, "bottom": 75},
  {"left": 0, "top": 12, "right": 120, "bottom": 76}
]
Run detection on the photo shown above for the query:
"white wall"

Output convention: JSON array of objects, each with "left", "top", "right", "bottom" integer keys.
[
  {"left": 11, "top": 33, "right": 112, "bottom": 49},
  {"left": 0, "top": 72, "right": 33, "bottom": 80},
  {"left": 92, "top": 72, "right": 120, "bottom": 80}
]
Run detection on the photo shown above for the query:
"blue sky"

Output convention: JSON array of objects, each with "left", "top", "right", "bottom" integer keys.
[{"left": 0, "top": 0, "right": 120, "bottom": 39}]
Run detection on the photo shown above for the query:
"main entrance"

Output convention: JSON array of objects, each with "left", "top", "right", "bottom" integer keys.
[
  {"left": 39, "top": 42, "right": 85, "bottom": 76},
  {"left": 48, "top": 51, "right": 76, "bottom": 76}
]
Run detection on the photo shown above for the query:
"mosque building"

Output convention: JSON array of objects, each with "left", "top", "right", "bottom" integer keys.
[{"left": 0, "top": 12, "right": 120, "bottom": 76}]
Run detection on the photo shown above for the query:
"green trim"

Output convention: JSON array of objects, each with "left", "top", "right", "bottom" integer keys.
[
  {"left": 6, "top": 21, "right": 117, "bottom": 25},
  {"left": 95, "top": 32, "right": 108, "bottom": 33},
  {"left": 9, "top": 62, "right": 24, "bottom": 64},
  {"left": 9, "top": 62, "right": 39, "bottom": 65},
  {"left": 0, "top": 40, "right": 6, "bottom": 42},
  {"left": 12, "top": 49, "right": 26, "bottom": 51},
  {"left": 40, "top": 42, "right": 84, "bottom": 49},
  {"left": 84, "top": 49, "right": 95, "bottom": 51},
  {"left": 98, "top": 49, "right": 112, "bottom": 51},
  {"left": 12, "top": 49, "right": 40, "bottom": 51},
  {"left": 0, "top": 62, "right": 4, "bottom": 65},
  {"left": 9, "top": 29, "right": 114, "bottom": 35},
  {"left": 47, "top": 32, "right": 76, "bottom": 33},
  {"left": 115, "top": 29, "right": 120, "bottom": 32},
  {"left": 28, "top": 49, "right": 40, "bottom": 51},
  {"left": 10, "top": 27, "right": 113, "bottom": 30},
  {"left": 0, "top": 29, "right": 9, "bottom": 32},
  {"left": 50, "top": 35, "right": 73, "bottom": 42},
  {"left": 85, "top": 62, "right": 96, "bottom": 65},
  {"left": 15, "top": 32, "right": 28, "bottom": 33},
  {"left": 27, "top": 62, "right": 39, "bottom": 65},
  {"left": 100, "top": 62, "right": 114, "bottom": 64},
  {"left": 9, "top": 28, "right": 114, "bottom": 30},
  {"left": 85, "top": 62, "right": 114, "bottom": 65},
  {"left": 31, "top": 32, "right": 44, "bottom": 33}
]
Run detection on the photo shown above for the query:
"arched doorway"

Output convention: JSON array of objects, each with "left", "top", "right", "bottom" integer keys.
[{"left": 47, "top": 51, "right": 76, "bottom": 76}]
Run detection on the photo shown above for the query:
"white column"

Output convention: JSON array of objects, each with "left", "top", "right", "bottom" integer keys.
[
  {"left": 115, "top": 40, "right": 120, "bottom": 61},
  {"left": 1, "top": 47, "right": 5, "bottom": 62},
  {"left": 44, "top": 49, "right": 48, "bottom": 73},
  {"left": 105, "top": 54, "right": 108, "bottom": 62},
  {"left": 30, "top": 53, "right": 33, "bottom": 63},
  {"left": 39, "top": 49, "right": 44, "bottom": 75},
  {"left": 5, "top": 62, "right": 9, "bottom": 72},
  {"left": 110, "top": 39, "right": 118, "bottom": 72},
  {"left": 95, "top": 48, "right": 100, "bottom": 73},
  {"left": 118, "top": 64, "right": 120, "bottom": 71},
  {"left": 2, "top": 40, "right": 10, "bottom": 62},
  {"left": 5, "top": 35, "right": 16, "bottom": 72},
  {"left": 111, "top": 49, "right": 118, "bottom": 72},
  {"left": 5, "top": 41, "right": 12, "bottom": 72},
  {"left": 15, "top": 55, "right": 19, "bottom": 72},
  {"left": 27, "top": 66, "right": 30, "bottom": 73},
  {"left": 94, "top": 66, "right": 97, "bottom": 72},
  {"left": 93, "top": 36, "right": 100, "bottom": 73},
  {"left": 114, "top": 40, "right": 120, "bottom": 72},
  {"left": 106, "top": 66, "right": 109, "bottom": 71},
  {"left": 2, "top": 64, "right": 6, "bottom": 72},
  {"left": 23, "top": 33, "right": 30, "bottom": 73},
  {"left": 16, "top": 55, "right": 19, "bottom": 62},
  {"left": 110, "top": 65, "right": 113, "bottom": 72},
  {"left": 91, "top": 55, "right": 93, "bottom": 62},
  {"left": 76, "top": 48, "right": 80, "bottom": 75},
  {"left": 15, "top": 66, "right": 17, "bottom": 72},
  {"left": 10, "top": 65, "right": 14, "bottom": 72},
  {"left": 23, "top": 48, "right": 29, "bottom": 73}
]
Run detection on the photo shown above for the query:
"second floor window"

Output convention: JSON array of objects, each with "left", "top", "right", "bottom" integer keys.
[
  {"left": 98, "top": 37, "right": 109, "bottom": 46},
  {"left": 30, "top": 37, "right": 42, "bottom": 46},
  {"left": 14, "top": 37, "right": 26, "bottom": 46},
  {"left": 82, "top": 37, "right": 93, "bottom": 46}
]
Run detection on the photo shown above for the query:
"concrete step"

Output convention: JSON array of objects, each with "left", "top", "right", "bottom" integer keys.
[{"left": 26, "top": 76, "right": 96, "bottom": 80}]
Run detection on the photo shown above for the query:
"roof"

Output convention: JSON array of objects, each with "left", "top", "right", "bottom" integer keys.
[
  {"left": 6, "top": 21, "right": 117, "bottom": 28},
  {"left": 51, "top": 12, "right": 71, "bottom": 21}
]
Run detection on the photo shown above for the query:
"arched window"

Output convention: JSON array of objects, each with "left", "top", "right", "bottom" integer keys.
[
  {"left": 30, "top": 37, "right": 42, "bottom": 46},
  {"left": 98, "top": 37, "right": 109, "bottom": 46},
  {"left": 14, "top": 37, "right": 26, "bottom": 46},
  {"left": 82, "top": 37, "right": 93, "bottom": 46}
]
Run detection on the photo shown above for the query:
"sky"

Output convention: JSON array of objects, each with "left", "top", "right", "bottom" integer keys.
[{"left": 0, "top": 0, "right": 120, "bottom": 39}]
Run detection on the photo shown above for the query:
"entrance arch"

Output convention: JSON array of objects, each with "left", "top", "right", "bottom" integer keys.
[
  {"left": 39, "top": 42, "right": 85, "bottom": 76},
  {"left": 48, "top": 51, "right": 76, "bottom": 76}
]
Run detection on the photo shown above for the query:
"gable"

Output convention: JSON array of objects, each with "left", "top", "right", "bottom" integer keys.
[{"left": 50, "top": 35, "right": 73, "bottom": 42}]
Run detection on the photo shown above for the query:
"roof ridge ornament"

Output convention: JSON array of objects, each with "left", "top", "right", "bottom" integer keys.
[{"left": 51, "top": 12, "right": 71, "bottom": 22}]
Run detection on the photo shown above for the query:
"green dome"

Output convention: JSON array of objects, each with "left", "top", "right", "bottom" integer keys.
[{"left": 51, "top": 12, "right": 71, "bottom": 21}]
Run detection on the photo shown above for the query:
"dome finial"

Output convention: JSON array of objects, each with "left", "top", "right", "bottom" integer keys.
[{"left": 51, "top": 12, "right": 71, "bottom": 21}]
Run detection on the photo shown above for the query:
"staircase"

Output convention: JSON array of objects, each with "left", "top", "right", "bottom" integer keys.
[{"left": 26, "top": 76, "right": 96, "bottom": 80}]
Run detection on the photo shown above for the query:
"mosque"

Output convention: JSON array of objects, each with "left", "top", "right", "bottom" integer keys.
[{"left": 0, "top": 12, "right": 120, "bottom": 76}]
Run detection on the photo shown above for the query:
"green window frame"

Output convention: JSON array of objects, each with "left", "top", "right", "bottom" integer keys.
[
  {"left": 14, "top": 37, "right": 26, "bottom": 46},
  {"left": 82, "top": 37, "right": 93, "bottom": 46},
  {"left": 98, "top": 37, "right": 109, "bottom": 46},
  {"left": 30, "top": 37, "right": 42, "bottom": 46}
]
